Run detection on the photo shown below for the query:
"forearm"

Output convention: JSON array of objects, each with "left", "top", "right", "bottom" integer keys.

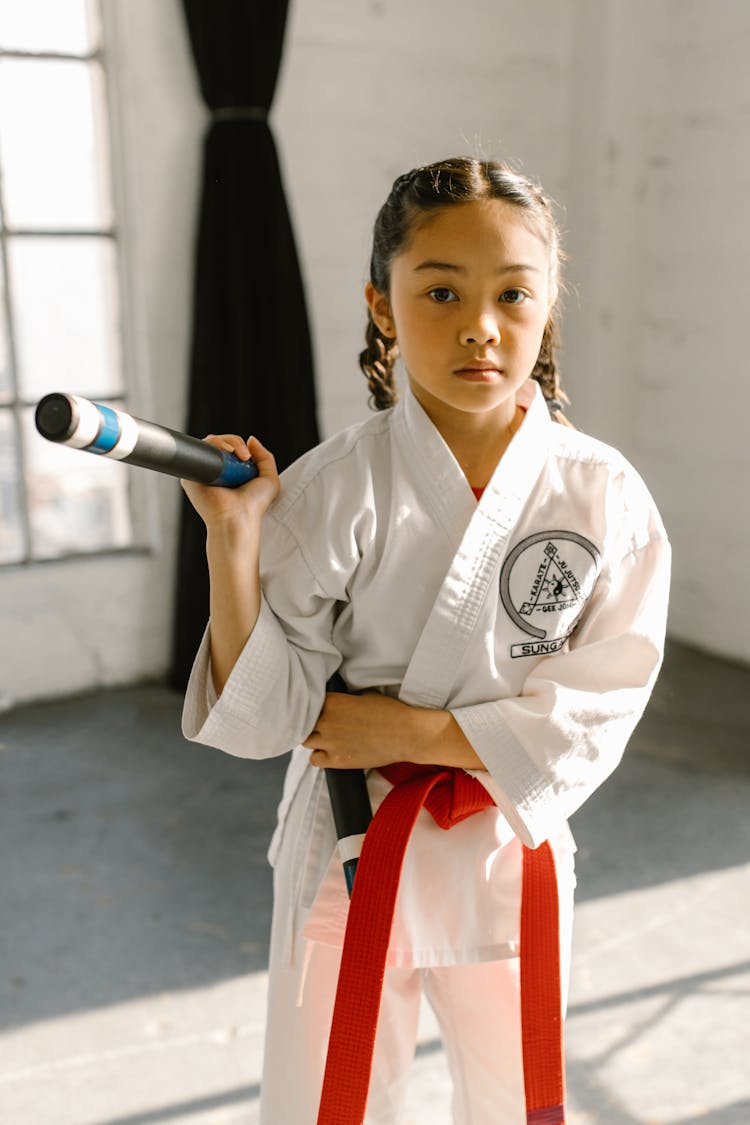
[
  {"left": 206, "top": 521, "right": 262, "bottom": 696},
  {"left": 306, "top": 691, "right": 488, "bottom": 771},
  {"left": 179, "top": 433, "right": 281, "bottom": 699},
  {"left": 409, "top": 706, "right": 488, "bottom": 771}
]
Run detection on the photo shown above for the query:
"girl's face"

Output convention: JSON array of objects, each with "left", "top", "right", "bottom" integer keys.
[{"left": 367, "top": 199, "right": 556, "bottom": 424}]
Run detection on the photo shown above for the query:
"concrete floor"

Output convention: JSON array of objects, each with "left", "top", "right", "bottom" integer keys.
[{"left": 0, "top": 639, "right": 748, "bottom": 1124}]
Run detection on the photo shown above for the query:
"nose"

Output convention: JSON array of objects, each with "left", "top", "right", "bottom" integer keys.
[{"left": 459, "top": 308, "right": 501, "bottom": 347}]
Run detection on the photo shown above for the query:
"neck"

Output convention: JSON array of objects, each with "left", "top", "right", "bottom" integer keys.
[{"left": 410, "top": 384, "right": 523, "bottom": 489}]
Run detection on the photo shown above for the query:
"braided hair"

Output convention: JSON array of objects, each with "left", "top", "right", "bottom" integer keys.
[{"left": 359, "top": 157, "right": 572, "bottom": 425}]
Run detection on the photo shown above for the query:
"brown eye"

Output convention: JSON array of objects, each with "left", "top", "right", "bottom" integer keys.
[
  {"left": 500, "top": 289, "right": 526, "bottom": 305},
  {"left": 428, "top": 287, "right": 457, "bottom": 303}
]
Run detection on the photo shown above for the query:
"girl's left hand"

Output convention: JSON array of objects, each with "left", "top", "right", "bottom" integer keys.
[{"left": 304, "top": 691, "right": 419, "bottom": 770}]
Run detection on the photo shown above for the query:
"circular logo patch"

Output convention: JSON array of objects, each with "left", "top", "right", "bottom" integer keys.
[{"left": 499, "top": 531, "right": 601, "bottom": 656}]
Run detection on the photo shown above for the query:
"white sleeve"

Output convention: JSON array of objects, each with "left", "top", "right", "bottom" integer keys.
[
  {"left": 451, "top": 532, "right": 671, "bottom": 848},
  {"left": 181, "top": 513, "right": 344, "bottom": 760}
]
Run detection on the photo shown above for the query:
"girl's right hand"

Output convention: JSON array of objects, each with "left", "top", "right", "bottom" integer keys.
[{"left": 180, "top": 434, "right": 281, "bottom": 530}]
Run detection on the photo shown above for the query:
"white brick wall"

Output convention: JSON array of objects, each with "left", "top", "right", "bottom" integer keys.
[
  {"left": 634, "top": 5, "right": 750, "bottom": 660},
  {"left": 560, "top": 0, "right": 750, "bottom": 662},
  {"left": 274, "top": 0, "right": 574, "bottom": 435}
]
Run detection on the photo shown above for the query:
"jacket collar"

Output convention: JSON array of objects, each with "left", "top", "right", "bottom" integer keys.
[{"left": 394, "top": 378, "right": 551, "bottom": 538}]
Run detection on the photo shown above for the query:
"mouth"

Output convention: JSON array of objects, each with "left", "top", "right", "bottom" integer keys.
[{"left": 453, "top": 364, "right": 503, "bottom": 382}]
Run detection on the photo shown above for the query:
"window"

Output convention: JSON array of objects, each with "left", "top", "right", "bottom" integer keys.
[{"left": 0, "top": 0, "right": 132, "bottom": 565}]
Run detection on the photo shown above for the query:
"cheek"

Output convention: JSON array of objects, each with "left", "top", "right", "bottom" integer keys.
[
  {"left": 508, "top": 311, "right": 548, "bottom": 353},
  {"left": 396, "top": 307, "right": 440, "bottom": 352}
]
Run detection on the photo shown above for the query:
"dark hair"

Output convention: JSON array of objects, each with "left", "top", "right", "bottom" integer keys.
[{"left": 359, "top": 157, "right": 572, "bottom": 424}]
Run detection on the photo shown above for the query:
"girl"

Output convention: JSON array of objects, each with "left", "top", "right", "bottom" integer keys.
[{"left": 181, "top": 157, "right": 671, "bottom": 1125}]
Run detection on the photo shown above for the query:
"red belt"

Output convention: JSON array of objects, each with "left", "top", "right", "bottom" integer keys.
[{"left": 316, "top": 763, "right": 566, "bottom": 1124}]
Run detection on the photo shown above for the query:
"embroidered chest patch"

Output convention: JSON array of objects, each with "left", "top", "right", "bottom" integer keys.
[{"left": 499, "top": 531, "right": 601, "bottom": 658}]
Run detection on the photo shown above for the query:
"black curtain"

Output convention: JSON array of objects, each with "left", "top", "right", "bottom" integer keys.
[{"left": 170, "top": 0, "right": 320, "bottom": 689}]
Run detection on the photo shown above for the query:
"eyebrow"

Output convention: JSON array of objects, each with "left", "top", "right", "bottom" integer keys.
[{"left": 413, "top": 259, "right": 542, "bottom": 275}]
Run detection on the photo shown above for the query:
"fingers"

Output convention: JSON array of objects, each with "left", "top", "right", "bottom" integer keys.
[
  {"left": 246, "top": 435, "right": 279, "bottom": 479},
  {"left": 308, "top": 748, "right": 356, "bottom": 769},
  {"left": 203, "top": 434, "right": 279, "bottom": 481},
  {"left": 203, "top": 433, "right": 253, "bottom": 461},
  {"left": 197, "top": 433, "right": 280, "bottom": 507},
  {"left": 200, "top": 433, "right": 278, "bottom": 476},
  {"left": 179, "top": 431, "right": 280, "bottom": 525}
]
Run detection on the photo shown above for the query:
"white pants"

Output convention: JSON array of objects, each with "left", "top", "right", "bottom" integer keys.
[
  {"left": 259, "top": 932, "right": 571, "bottom": 1125},
  {"left": 260, "top": 806, "right": 575, "bottom": 1125}
]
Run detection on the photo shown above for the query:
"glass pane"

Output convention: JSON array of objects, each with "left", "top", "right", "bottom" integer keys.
[
  {"left": 0, "top": 409, "right": 25, "bottom": 563},
  {"left": 8, "top": 236, "right": 122, "bottom": 401},
  {"left": 23, "top": 405, "right": 133, "bottom": 560},
  {"left": 0, "top": 0, "right": 98, "bottom": 54},
  {"left": 0, "top": 254, "right": 11, "bottom": 403},
  {"left": 0, "top": 306, "right": 9, "bottom": 404},
  {"left": 0, "top": 58, "right": 112, "bottom": 229}
]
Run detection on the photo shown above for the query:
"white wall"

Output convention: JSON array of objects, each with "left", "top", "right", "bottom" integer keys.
[
  {"left": 274, "top": 0, "right": 574, "bottom": 436},
  {"left": 276, "top": 0, "right": 750, "bottom": 664},
  {"left": 560, "top": 0, "right": 750, "bottom": 662},
  {"left": 3, "top": 0, "right": 748, "bottom": 705}
]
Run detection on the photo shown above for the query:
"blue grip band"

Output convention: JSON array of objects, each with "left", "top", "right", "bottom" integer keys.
[
  {"left": 214, "top": 452, "right": 259, "bottom": 488},
  {"left": 90, "top": 404, "right": 121, "bottom": 454},
  {"left": 343, "top": 860, "right": 358, "bottom": 896}
]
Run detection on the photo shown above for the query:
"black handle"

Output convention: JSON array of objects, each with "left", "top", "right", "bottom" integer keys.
[{"left": 324, "top": 672, "right": 372, "bottom": 895}]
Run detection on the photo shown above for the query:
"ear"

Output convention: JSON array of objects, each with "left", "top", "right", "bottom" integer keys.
[
  {"left": 547, "top": 280, "right": 559, "bottom": 312},
  {"left": 365, "top": 282, "right": 396, "bottom": 338}
]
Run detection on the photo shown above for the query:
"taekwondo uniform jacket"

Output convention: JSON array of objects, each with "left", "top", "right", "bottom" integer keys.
[{"left": 182, "top": 378, "right": 671, "bottom": 968}]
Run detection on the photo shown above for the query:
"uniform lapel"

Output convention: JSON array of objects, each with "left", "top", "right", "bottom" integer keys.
[
  {"left": 396, "top": 380, "right": 550, "bottom": 709},
  {"left": 390, "top": 379, "right": 477, "bottom": 546}
]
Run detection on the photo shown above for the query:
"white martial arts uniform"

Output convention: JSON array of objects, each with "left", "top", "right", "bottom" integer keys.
[{"left": 182, "top": 378, "right": 671, "bottom": 1124}]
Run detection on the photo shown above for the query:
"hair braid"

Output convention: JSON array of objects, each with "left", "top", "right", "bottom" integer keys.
[
  {"left": 358, "top": 313, "right": 399, "bottom": 411},
  {"left": 531, "top": 313, "right": 574, "bottom": 427}
]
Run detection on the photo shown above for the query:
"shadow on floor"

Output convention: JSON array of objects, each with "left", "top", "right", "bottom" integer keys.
[
  {"left": 568, "top": 639, "right": 750, "bottom": 904},
  {"left": 0, "top": 638, "right": 747, "bottom": 1037},
  {"left": 1, "top": 686, "right": 285, "bottom": 1032}
]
